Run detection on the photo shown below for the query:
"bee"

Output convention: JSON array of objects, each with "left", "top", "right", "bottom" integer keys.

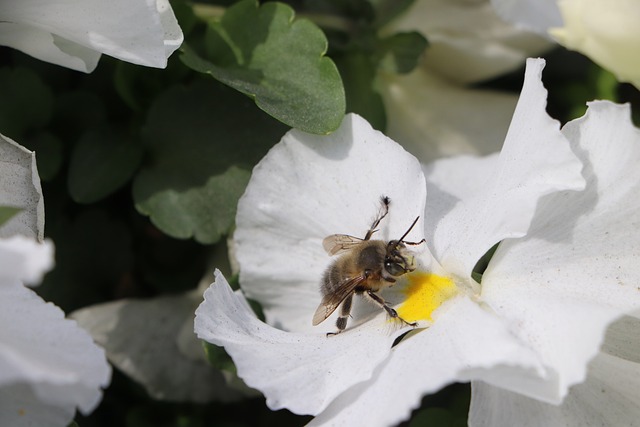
[{"left": 312, "top": 196, "right": 425, "bottom": 336}]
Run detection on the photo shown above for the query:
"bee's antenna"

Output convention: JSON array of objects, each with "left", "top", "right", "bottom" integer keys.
[
  {"left": 397, "top": 216, "right": 421, "bottom": 245},
  {"left": 387, "top": 217, "right": 425, "bottom": 256}
]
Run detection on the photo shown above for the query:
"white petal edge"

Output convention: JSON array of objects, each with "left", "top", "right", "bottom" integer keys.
[
  {"left": 481, "top": 101, "right": 640, "bottom": 402},
  {"left": 0, "top": 283, "right": 111, "bottom": 419},
  {"left": 469, "top": 315, "right": 640, "bottom": 426},
  {"left": 235, "top": 113, "right": 427, "bottom": 332},
  {"left": 309, "top": 295, "right": 547, "bottom": 427},
  {"left": 0, "top": 133, "right": 45, "bottom": 240},
  {"left": 71, "top": 291, "right": 246, "bottom": 403},
  {"left": 194, "top": 270, "right": 414, "bottom": 415},
  {"left": 0, "top": 22, "right": 100, "bottom": 73},
  {"left": 0, "top": 0, "right": 183, "bottom": 72},
  {"left": 0, "top": 236, "right": 53, "bottom": 286},
  {"left": 430, "top": 58, "right": 585, "bottom": 283}
]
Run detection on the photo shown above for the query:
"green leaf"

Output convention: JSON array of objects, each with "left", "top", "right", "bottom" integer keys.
[
  {"left": 594, "top": 67, "right": 619, "bottom": 101},
  {"left": 37, "top": 210, "right": 134, "bottom": 312},
  {"left": 375, "top": 32, "right": 428, "bottom": 74},
  {"left": 409, "top": 407, "right": 465, "bottom": 427},
  {"left": 114, "top": 57, "right": 191, "bottom": 112},
  {"left": 334, "top": 52, "right": 386, "bottom": 130},
  {"left": 53, "top": 91, "right": 107, "bottom": 135},
  {"left": 0, "top": 206, "right": 21, "bottom": 228},
  {"left": 181, "top": 0, "right": 345, "bottom": 134},
  {"left": 136, "top": 166, "right": 250, "bottom": 244},
  {"left": 0, "top": 66, "right": 53, "bottom": 138},
  {"left": 67, "top": 128, "right": 143, "bottom": 204},
  {"left": 25, "top": 132, "right": 63, "bottom": 181},
  {"left": 202, "top": 341, "right": 236, "bottom": 373},
  {"left": 132, "top": 80, "right": 287, "bottom": 244}
]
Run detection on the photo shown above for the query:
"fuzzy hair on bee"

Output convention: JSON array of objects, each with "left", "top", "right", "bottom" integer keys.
[{"left": 313, "top": 196, "right": 425, "bottom": 336}]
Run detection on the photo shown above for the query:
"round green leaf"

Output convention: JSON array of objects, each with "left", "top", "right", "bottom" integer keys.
[
  {"left": 0, "top": 67, "right": 53, "bottom": 138},
  {"left": 67, "top": 128, "right": 143, "bottom": 204},
  {"left": 334, "top": 52, "right": 386, "bottom": 131},
  {"left": 181, "top": 0, "right": 345, "bottom": 134},
  {"left": 26, "top": 132, "right": 63, "bottom": 181},
  {"left": 132, "top": 80, "right": 287, "bottom": 244},
  {"left": 136, "top": 166, "right": 250, "bottom": 245},
  {"left": 375, "top": 31, "right": 429, "bottom": 74}
]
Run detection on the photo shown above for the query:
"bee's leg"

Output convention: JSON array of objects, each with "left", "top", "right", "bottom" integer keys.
[
  {"left": 326, "top": 294, "right": 354, "bottom": 337},
  {"left": 404, "top": 238, "right": 426, "bottom": 246},
  {"left": 364, "top": 290, "right": 417, "bottom": 327},
  {"left": 364, "top": 196, "right": 391, "bottom": 240}
]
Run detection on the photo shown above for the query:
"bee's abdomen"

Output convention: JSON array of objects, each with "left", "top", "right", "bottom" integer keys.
[{"left": 321, "top": 263, "right": 344, "bottom": 296}]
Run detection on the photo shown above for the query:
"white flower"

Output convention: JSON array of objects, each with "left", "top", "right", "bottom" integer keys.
[
  {"left": 491, "top": 0, "right": 640, "bottom": 89},
  {"left": 70, "top": 272, "right": 253, "bottom": 403},
  {"left": 0, "top": 134, "right": 111, "bottom": 427},
  {"left": 389, "top": 0, "right": 551, "bottom": 84},
  {"left": 0, "top": 0, "right": 183, "bottom": 73},
  {"left": 194, "top": 58, "right": 640, "bottom": 426},
  {"left": 381, "top": 0, "right": 552, "bottom": 160},
  {"left": 381, "top": 70, "right": 520, "bottom": 161}
]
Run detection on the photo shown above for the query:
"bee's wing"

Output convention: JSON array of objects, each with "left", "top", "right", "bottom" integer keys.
[
  {"left": 312, "top": 275, "right": 366, "bottom": 326},
  {"left": 322, "top": 234, "right": 363, "bottom": 256}
]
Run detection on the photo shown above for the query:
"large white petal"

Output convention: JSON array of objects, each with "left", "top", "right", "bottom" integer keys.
[
  {"left": 430, "top": 58, "right": 584, "bottom": 283},
  {"left": 424, "top": 153, "right": 499, "bottom": 200},
  {"left": 194, "top": 271, "right": 414, "bottom": 415},
  {"left": 0, "top": 0, "right": 183, "bottom": 72},
  {"left": 0, "top": 133, "right": 44, "bottom": 240},
  {"left": 491, "top": 0, "right": 563, "bottom": 35},
  {"left": 0, "top": 283, "right": 111, "bottom": 422},
  {"left": 71, "top": 290, "right": 244, "bottom": 403},
  {"left": 235, "top": 113, "right": 427, "bottom": 332},
  {"left": 469, "top": 316, "right": 640, "bottom": 426},
  {"left": 424, "top": 154, "right": 499, "bottom": 262},
  {"left": 309, "top": 295, "right": 546, "bottom": 427},
  {"left": 381, "top": 70, "right": 514, "bottom": 161},
  {"left": 481, "top": 101, "right": 640, "bottom": 402}
]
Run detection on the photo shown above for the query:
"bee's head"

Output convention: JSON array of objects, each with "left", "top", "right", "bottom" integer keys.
[
  {"left": 384, "top": 241, "right": 415, "bottom": 276},
  {"left": 383, "top": 216, "right": 424, "bottom": 277}
]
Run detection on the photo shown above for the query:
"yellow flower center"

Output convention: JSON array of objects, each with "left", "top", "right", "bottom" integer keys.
[{"left": 396, "top": 272, "right": 457, "bottom": 323}]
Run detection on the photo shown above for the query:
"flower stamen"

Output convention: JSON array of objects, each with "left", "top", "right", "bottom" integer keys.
[{"left": 396, "top": 272, "right": 457, "bottom": 323}]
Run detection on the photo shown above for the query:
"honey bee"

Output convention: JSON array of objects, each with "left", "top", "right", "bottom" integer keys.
[{"left": 313, "top": 196, "right": 425, "bottom": 336}]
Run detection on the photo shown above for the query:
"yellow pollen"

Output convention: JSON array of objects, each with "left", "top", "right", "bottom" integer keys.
[{"left": 396, "top": 272, "right": 457, "bottom": 323}]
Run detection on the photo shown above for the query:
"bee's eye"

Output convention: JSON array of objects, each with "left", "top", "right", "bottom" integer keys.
[{"left": 384, "top": 262, "right": 405, "bottom": 276}]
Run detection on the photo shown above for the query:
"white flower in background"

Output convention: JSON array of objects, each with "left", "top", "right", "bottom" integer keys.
[
  {"left": 492, "top": 0, "right": 640, "bottom": 89},
  {"left": 389, "top": 0, "right": 551, "bottom": 84},
  {"left": 71, "top": 270, "right": 253, "bottom": 403},
  {"left": 0, "top": 133, "right": 111, "bottom": 427},
  {"left": 381, "top": 0, "right": 552, "bottom": 160},
  {"left": 381, "top": 70, "right": 521, "bottom": 160},
  {"left": 0, "top": 0, "right": 183, "bottom": 73},
  {"left": 195, "top": 58, "right": 640, "bottom": 426}
]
